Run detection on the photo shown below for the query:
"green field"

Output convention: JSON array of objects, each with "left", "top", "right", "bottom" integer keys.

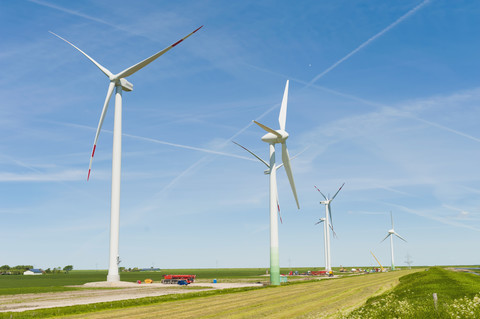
[
  {"left": 0, "top": 267, "right": 331, "bottom": 295},
  {"left": 2, "top": 267, "right": 478, "bottom": 318},
  {"left": 1, "top": 269, "right": 417, "bottom": 318},
  {"left": 344, "top": 267, "right": 480, "bottom": 318}
]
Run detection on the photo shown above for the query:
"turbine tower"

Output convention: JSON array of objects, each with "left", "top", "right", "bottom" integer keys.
[
  {"left": 51, "top": 26, "right": 202, "bottom": 282},
  {"left": 314, "top": 183, "right": 344, "bottom": 272},
  {"left": 314, "top": 217, "right": 328, "bottom": 273},
  {"left": 234, "top": 80, "right": 299, "bottom": 286},
  {"left": 380, "top": 211, "right": 407, "bottom": 271}
]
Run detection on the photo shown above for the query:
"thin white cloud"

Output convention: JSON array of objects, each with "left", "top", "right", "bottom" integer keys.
[
  {"left": 244, "top": 64, "right": 480, "bottom": 146},
  {"left": 390, "top": 203, "right": 480, "bottom": 232},
  {"left": 0, "top": 169, "right": 83, "bottom": 182},
  {"left": 308, "top": 0, "right": 431, "bottom": 86},
  {"left": 47, "top": 121, "right": 256, "bottom": 161},
  {"left": 147, "top": 0, "right": 433, "bottom": 200},
  {"left": 28, "top": 0, "right": 127, "bottom": 32},
  {"left": 122, "top": 132, "right": 256, "bottom": 162}
]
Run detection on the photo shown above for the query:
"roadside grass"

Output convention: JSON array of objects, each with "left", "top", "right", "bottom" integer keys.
[
  {"left": 1, "top": 268, "right": 418, "bottom": 318},
  {"left": 342, "top": 267, "right": 480, "bottom": 318}
]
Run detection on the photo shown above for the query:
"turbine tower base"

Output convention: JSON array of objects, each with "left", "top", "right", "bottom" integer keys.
[{"left": 107, "top": 274, "right": 120, "bottom": 282}]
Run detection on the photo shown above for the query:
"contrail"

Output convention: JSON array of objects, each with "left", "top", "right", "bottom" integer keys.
[
  {"left": 410, "top": 117, "right": 480, "bottom": 143},
  {"left": 244, "top": 64, "right": 480, "bottom": 144},
  {"left": 389, "top": 203, "right": 480, "bottom": 232},
  {"left": 48, "top": 121, "right": 256, "bottom": 161},
  {"left": 149, "top": 1, "right": 432, "bottom": 197},
  {"left": 122, "top": 132, "right": 256, "bottom": 162},
  {"left": 30, "top": 0, "right": 153, "bottom": 39},
  {"left": 29, "top": 0, "right": 119, "bottom": 30},
  {"left": 308, "top": 0, "right": 430, "bottom": 86}
]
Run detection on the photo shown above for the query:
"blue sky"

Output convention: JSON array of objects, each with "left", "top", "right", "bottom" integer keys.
[{"left": 0, "top": 0, "right": 479, "bottom": 270}]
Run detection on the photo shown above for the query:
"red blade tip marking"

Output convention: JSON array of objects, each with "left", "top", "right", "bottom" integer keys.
[
  {"left": 172, "top": 39, "right": 183, "bottom": 47},
  {"left": 193, "top": 25, "right": 203, "bottom": 33},
  {"left": 91, "top": 145, "right": 96, "bottom": 157},
  {"left": 87, "top": 169, "right": 91, "bottom": 181}
]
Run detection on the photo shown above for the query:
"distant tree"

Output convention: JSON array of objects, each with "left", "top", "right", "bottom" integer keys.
[
  {"left": 0, "top": 265, "right": 10, "bottom": 271},
  {"left": 45, "top": 268, "right": 51, "bottom": 274},
  {"left": 63, "top": 265, "right": 73, "bottom": 273},
  {"left": 14, "top": 265, "right": 33, "bottom": 270},
  {"left": 119, "top": 267, "right": 125, "bottom": 272}
]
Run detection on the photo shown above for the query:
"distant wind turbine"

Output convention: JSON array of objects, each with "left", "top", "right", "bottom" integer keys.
[
  {"left": 380, "top": 211, "right": 407, "bottom": 271},
  {"left": 51, "top": 26, "right": 203, "bottom": 282},
  {"left": 314, "top": 183, "right": 344, "bottom": 272},
  {"left": 234, "top": 80, "right": 299, "bottom": 285}
]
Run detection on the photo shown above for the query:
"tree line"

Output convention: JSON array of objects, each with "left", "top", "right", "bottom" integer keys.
[{"left": 0, "top": 265, "right": 73, "bottom": 275}]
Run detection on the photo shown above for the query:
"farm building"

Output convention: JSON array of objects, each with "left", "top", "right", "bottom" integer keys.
[{"left": 23, "top": 269, "right": 44, "bottom": 275}]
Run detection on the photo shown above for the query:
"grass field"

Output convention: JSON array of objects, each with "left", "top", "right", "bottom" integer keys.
[
  {"left": 0, "top": 267, "right": 331, "bottom": 295},
  {"left": 6, "top": 267, "right": 478, "bottom": 318},
  {"left": 3, "top": 269, "right": 418, "bottom": 318},
  {"left": 343, "top": 267, "right": 480, "bottom": 318}
]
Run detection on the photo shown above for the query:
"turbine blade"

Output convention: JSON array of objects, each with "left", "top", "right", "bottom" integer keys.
[
  {"left": 272, "top": 184, "right": 282, "bottom": 224},
  {"left": 116, "top": 26, "right": 203, "bottom": 79},
  {"left": 380, "top": 233, "right": 391, "bottom": 243},
  {"left": 328, "top": 205, "right": 334, "bottom": 233},
  {"left": 232, "top": 141, "right": 269, "bottom": 168},
  {"left": 87, "top": 82, "right": 115, "bottom": 180},
  {"left": 314, "top": 186, "right": 328, "bottom": 201},
  {"left": 315, "top": 219, "right": 324, "bottom": 225},
  {"left": 253, "top": 121, "right": 282, "bottom": 138},
  {"left": 330, "top": 224, "right": 337, "bottom": 238},
  {"left": 394, "top": 232, "right": 407, "bottom": 242},
  {"left": 331, "top": 182, "right": 345, "bottom": 201},
  {"left": 277, "top": 194, "right": 283, "bottom": 224},
  {"left": 278, "top": 80, "right": 289, "bottom": 131},
  {"left": 391, "top": 211, "right": 394, "bottom": 229},
  {"left": 282, "top": 142, "right": 299, "bottom": 209},
  {"left": 277, "top": 145, "right": 309, "bottom": 169},
  {"left": 49, "top": 31, "right": 113, "bottom": 78}
]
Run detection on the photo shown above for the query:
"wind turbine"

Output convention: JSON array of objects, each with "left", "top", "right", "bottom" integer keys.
[
  {"left": 233, "top": 80, "right": 299, "bottom": 286},
  {"left": 51, "top": 26, "right": 203, "bottom": 282},
  {"left": 380, "top": 211, "right": 406, "bottom": 271},
  {"left": 314, "top": 183, "right": 344, "bottom": 272}
]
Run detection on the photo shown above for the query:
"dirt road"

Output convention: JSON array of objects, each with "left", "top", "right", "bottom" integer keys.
[{"left": 0, "top": 282, "right": 263, "bottom": 313}]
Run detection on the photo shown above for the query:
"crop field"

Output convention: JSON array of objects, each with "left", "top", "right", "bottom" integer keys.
[{"left": 2, "top": 269, "right": 419, "bottom": 318}]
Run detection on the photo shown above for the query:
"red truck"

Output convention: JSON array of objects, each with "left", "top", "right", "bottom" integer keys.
[{"left": 161, "top": 274, "right": 196, "bottom": 284}]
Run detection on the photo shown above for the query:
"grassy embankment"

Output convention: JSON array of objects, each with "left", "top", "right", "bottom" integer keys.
[
  {"left": 1, "top": 268, "right": 418, "bottom": 318},
  {"left": 342, "top": 266, "right": 480, "bottom": 318}
]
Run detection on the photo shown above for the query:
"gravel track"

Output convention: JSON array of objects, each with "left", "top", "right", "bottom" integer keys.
[{"left": 0, "top": 281, "right": 263, "bottom": 313}]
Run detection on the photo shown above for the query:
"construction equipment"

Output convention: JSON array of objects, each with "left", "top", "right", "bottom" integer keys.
[
  {"left": 161, "top": 274, "right": 196, "bottom": 284},
  {"left": 370, "top": 251, "right": 385, "bottom": 272}
]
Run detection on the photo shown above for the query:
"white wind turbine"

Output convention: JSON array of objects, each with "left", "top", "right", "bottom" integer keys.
[
  {"left": 314, "top": 183, "right": 344, "bottom": 272},
  {"left": 233, "top": 80, "right": 299, "bottom": 286},
  {"left": 380, "top": 211, "right": 407, "bottom": 271},
  {"left": 51, "top": 26, "right": 202, "bottom": 282}
]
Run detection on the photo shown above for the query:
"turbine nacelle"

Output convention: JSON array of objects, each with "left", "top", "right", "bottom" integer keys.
[
  {"left": 388, "top": 229, "right": 395, "bottom": 234},
  {"left": 117, "top": 78, "right": 133, "bottom": 92},
  {"left": 260, "top": 130, "right": 289, "bottom": 144}
]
